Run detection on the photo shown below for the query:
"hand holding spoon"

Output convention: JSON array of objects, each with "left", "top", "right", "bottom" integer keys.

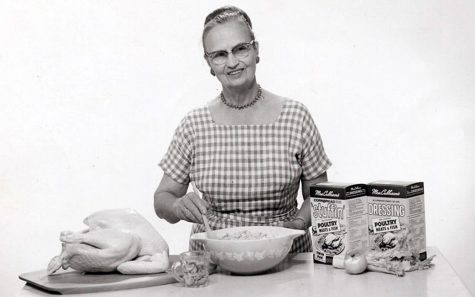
[{"left": 191, "top": 182, "right": 217, "bottom": 239}]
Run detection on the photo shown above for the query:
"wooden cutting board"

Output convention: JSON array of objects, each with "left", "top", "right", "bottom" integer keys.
[{"left": 18, "top": 255, "right": 178, "bottom": 294}]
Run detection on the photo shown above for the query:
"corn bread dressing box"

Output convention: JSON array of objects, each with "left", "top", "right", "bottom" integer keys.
[
  {"left": 367, "top": 181, "right": 427, "bottom": 260},
  {"left": 309, "top": 182, "right": 369, "bottom": 264}
]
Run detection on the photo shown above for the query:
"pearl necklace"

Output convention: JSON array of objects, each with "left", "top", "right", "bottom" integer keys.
[{"left": 220, "top": 85, "right": 262, "bottom": 110}]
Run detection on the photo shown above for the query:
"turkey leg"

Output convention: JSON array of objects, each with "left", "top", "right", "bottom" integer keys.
[{"left": 47, "top": 229, "right": 141, "bottom": 274}]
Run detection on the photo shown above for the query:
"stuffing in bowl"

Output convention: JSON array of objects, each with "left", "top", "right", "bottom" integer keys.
[{"left": 190, "top": 226, "right": 305, "bottom": 275}]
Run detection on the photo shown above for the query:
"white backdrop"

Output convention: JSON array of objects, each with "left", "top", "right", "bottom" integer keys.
[{"left": 1, "top": 1, "right": 474, "bottom": 296}]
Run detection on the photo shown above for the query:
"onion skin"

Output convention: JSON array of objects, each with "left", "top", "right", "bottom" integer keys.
[{"left": 343, "top": 250, "right": 368, "bottom": 275}]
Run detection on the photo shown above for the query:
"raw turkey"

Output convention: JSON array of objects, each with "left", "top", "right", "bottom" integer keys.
[{"left": 47, "top": 208, "right": 169, "bottom": 275}]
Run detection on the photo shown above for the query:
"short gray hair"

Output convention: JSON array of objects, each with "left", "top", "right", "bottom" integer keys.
[{"left": 202, "top": 6, "right": 256, "bottom": 50}]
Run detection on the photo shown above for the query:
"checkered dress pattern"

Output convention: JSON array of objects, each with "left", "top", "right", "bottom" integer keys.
[{"left": 160, "top": 99, "right": 331, "bottom": 253}]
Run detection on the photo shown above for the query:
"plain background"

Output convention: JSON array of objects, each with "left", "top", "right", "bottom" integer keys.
[{"left": 1, "top": 1, "right": 474, "bottom": 296}]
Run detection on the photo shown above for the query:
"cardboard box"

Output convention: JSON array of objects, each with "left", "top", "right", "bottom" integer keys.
[
  {"left": 309, "top": 182, "right": 369, "bottom": 264},
  {"left": 367, "top": 181, "right": 427, "bottom": 260}
]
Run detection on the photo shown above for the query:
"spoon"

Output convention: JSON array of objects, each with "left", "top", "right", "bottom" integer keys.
[{"left": 191, "top": 182, "right": 217, "bottom": 239}]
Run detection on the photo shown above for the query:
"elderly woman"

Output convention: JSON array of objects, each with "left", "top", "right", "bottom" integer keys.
[{"left": 154, "top": 6, "right": 331, "bottom": 253}]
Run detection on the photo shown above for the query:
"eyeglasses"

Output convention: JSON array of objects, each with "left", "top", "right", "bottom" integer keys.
[{"left": 205, "top": 40, "right": 256, "bottom": 65}]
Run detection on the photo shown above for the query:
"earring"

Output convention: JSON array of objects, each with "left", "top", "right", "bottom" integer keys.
[
  {"left": 210, "top": 69, "right": 215, "bottom": 76},
  {"left": 256, "top": 56, "right": 260, "bottom": 64}
]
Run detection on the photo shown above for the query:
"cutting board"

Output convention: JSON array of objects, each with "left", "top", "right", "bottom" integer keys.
[{"left": 18, "top": 255, "right": 178, "bottom": 294}]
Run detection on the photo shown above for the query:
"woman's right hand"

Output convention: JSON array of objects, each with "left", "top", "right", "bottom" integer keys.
[{"left": 172, "top": 192, "right": 209, "bottom": 224}]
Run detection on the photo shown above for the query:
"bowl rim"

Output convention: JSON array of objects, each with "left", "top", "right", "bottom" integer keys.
[{"left": 190, "top": 225, "right": 305, "bottom": 243}]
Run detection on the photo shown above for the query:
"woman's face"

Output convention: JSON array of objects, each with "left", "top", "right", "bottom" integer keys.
[{"left": 203, "top": 20, "right": 258, "bottom": 90}]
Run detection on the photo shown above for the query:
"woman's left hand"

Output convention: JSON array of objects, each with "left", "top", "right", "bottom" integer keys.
[{"left": 283, "top": 217, "right": 307, "bottom": 230}]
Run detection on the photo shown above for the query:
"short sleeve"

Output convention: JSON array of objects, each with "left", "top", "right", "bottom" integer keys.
[
  {"left": 159, "top": 116, "right": 194, "bottom": 184},
  {"left": 300, "top": 106, "right": 332, "bottom": 180}
]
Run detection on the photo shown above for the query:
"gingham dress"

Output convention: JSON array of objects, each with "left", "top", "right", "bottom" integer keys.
[{"left": 159, "top": 98, "right": 331, "bottom": 253}]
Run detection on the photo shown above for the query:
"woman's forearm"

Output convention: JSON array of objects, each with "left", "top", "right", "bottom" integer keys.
[
  {"left": 297, "top": 172, "right": 329, "bottom": 228},
  {"left": 154, "top": 190, "right": 181, "bottom": 224},
  {"left": 294, "top": 198, "right": 312, "bottom": 228}
]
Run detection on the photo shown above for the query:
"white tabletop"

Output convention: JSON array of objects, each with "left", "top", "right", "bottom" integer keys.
[{"left": 17, "top": 247, "right": 472, "bottom": 297}]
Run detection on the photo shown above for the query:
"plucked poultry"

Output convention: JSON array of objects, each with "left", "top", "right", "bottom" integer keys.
[{"left": 47, "top": 208, "right": 169, "bottom": 275}]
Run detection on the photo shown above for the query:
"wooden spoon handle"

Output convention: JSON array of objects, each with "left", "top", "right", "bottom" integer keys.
[
  {"left": 191, "top": 182, "right": 202, "bottom": 198},
  {"left": 191, "top": 182, "right": 216, "bottom": 239}
]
